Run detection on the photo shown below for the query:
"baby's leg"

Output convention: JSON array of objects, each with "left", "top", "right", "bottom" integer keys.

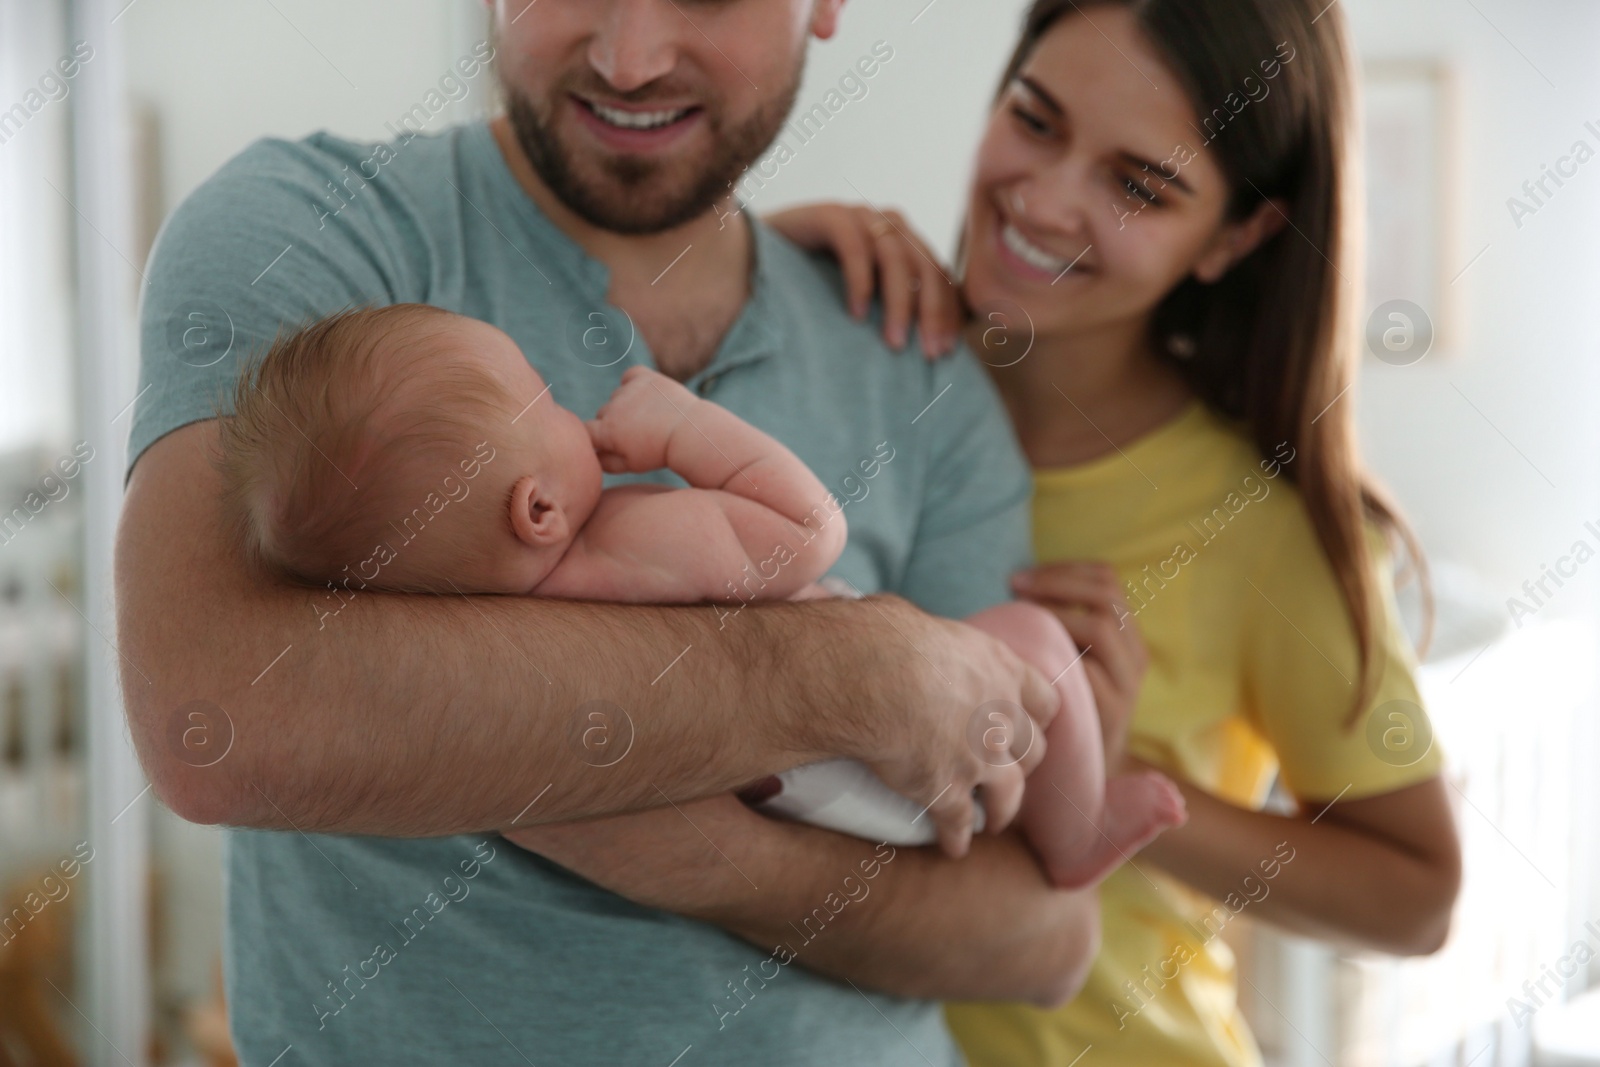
[{"left": 965, "top": 602, "right": 1185, "bottom": 889}]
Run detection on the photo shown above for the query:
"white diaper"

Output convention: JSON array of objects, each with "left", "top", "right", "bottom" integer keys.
[{"left": 759, "top": 758, "right": 986, "bottom": 847}]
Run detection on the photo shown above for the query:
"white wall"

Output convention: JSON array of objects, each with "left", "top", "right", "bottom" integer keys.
[
  {"left": 124, "top": 0, "right": 492, "bottom": 214},
  {"left": 0, "top": 1, "right": 77, "bottom": 455},
  {"left": 737, "top": 0, "right": 1032, "bottom": 253},
  {"left": 1346, "top": 0, "right": 1600, "bottom": 615}
]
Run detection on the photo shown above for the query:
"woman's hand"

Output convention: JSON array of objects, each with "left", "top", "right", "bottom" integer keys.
[
  {"left": 1011, "top": 561, "right": 1147, "bottom": 768},
  {"left": 764, "top": 202, "right": 965, "bottom": 358}
]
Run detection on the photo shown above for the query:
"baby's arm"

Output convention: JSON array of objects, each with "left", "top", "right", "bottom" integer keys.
[{"left": 574, "top": 366, "right": 846, "bottom": 598}]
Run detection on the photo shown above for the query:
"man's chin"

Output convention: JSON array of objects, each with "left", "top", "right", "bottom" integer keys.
[{"left": 564, "top": 162, "right": 724, "bottom": 235}]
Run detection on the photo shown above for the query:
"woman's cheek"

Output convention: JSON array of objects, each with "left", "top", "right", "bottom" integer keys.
[{"left": 1111, "top": 217, "right": 1208, "bottom": 309}]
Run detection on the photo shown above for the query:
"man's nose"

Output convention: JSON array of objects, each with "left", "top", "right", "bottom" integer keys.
[{"left": 588, "top": 0, "right": 681, "bottom": 94}]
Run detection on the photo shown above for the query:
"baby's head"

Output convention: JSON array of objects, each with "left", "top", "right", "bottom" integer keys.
[{"left": 216, "top": 304, "right": 603, "bottom": 594}]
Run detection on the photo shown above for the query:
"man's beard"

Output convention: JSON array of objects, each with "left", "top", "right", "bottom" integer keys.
[{"left": 503, "top": 70, "right": 801, "bottom": 236}]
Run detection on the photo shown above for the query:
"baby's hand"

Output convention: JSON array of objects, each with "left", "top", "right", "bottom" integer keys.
[{"left": 586, "top": 366, "right": 699, "bottom": 473}]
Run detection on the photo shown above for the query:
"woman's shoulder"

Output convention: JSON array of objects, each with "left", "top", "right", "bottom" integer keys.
[
  {"left": 1154, "top": 403, "right": 1309, "bottom": 528},
  {"left": 1173, "top": 411, "right": 1398, "bottom": 585}
]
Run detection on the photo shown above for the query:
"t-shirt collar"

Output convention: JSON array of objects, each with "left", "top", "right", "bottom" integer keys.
[{"left": 468, "top": 120, "right": 780, "bottom": 381}]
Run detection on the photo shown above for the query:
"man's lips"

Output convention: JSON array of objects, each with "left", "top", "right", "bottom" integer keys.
[{"left": 570, "top": 94, "right": 704, "bottom": 150}]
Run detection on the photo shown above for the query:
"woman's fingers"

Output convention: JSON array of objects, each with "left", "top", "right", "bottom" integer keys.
[
  {"left": 868, "top": 208, "right": 960, "bottom": 357},
  {"left": 1054, "top": 606, "right": 1146, "bottom": 694},
  {"left": 1048, "top": 606, "right": 1143, "bottom": 766},
  {"left": 764, "top": 201, "right": 963, "bottom": 355},
  {"left": 765, "top": 203, "right": 878, "bottom": 319},
  {"left": 832, "top": 208, "right": 880, "bottom": 321},
  {"left": 867, "top": 209, "right": 917, "bottom": 350},
  {"left": 1012, "top": 561, "right": 1149, "bottom": 761},
  {"left": 911, "top": 236, "right": 962, "bottom": 358},
  {"left": 815, "top": 206, "right": 877, "bottom": 321},
  {"left": 1012, "top": 560, "right": 1123, "bottom": 603}
]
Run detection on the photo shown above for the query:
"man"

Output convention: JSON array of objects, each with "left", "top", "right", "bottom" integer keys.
[{"left": 116, "top": 1, "right": 1098, "bottom": 1063}]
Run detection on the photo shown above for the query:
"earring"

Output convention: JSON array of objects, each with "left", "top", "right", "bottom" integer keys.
[{"left": 1167, "top": 334, "right": 1197, "bottom": 360}]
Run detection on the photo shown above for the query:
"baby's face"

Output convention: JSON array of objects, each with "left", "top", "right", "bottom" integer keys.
[{"left": 438, "top": 315, "right": 604, "bottom": 590}]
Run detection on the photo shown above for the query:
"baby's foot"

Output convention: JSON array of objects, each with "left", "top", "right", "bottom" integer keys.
[{"left": 1045, "top": 772, "right": 1187, "bottom": 890}]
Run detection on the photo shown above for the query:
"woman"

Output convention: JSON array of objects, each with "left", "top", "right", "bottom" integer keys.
[{"left": 769, "top": 0, "right": 1462, "bottom": 1063}]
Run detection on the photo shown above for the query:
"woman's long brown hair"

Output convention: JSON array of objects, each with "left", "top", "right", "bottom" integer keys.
[{"left": 1000, "top": 0, "right": 1432, "bottom": 725}]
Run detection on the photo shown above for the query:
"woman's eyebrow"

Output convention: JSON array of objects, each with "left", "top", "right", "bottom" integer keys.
[
  {"left": 1017, "top": 73, "right": 1198, "bottom": 198},
  {"left": 1118, "top": 151, "right": 1197, "bottom": 196},
  {"left": 1015, "top": 75, "right": 1064, "bottom": 116}
]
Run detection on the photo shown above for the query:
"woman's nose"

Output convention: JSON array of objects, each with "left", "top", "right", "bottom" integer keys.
[{"left": 1013, "top": 173, "right": 1094, "bottom": 238}]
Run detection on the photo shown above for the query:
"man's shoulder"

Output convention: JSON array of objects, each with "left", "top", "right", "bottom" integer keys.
[
  {"left": 221, "top": 121, "right": 469, "bottom": 174},
  {"left": 753, "top": 220, "right": 890, "bottom": 361},
  {"left": 752, "top": 218, "right": 853, "bottom": 313},
  {"left": 752, "top": 219, "right": 1005, "bottom": 405},
  {"left": 131, "top": 125, "right": 486, "bottom": 471},
  {"left": 143, "top": 122, "right": 487, "bottom": 306},
  {"left": 181, "top": 125, "right": 472, "bottom": 224}
]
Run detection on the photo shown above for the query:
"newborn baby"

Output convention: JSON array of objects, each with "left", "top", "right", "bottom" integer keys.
[{"left": 215, "top": 303, "right": 1183, "bottom": 889}]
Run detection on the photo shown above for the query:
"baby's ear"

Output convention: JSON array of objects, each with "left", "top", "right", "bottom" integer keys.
[{"left": 509, "top": 475, "right": 570, "bottom": 548}]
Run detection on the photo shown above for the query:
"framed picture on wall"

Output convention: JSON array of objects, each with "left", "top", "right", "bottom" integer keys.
[{"left": 1362, "top": 60, "right": 1462, "bottom": 358}]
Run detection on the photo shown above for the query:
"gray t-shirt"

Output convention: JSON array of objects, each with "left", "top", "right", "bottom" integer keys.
[{"left": 131, "top": 120, "right": 1032, "bottom": 1066}]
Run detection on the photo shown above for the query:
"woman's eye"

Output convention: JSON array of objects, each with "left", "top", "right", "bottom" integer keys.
[
  {"left": 1122, "top": 174, "right": 1162, "bottom": 206},
  {"left": 1010, "top": 106, "right": 1050, "bottom": 136}
]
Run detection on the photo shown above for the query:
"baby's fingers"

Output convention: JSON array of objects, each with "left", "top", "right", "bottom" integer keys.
[{"left": 585, "top": 417, "right": 618, "bottom": 451}]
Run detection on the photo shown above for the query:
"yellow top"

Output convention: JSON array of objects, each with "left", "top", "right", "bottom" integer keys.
[{"left": 945, "top": 400, "right": 1443, "bottom": 1067}]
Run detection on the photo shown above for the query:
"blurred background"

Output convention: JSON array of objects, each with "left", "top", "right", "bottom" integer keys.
[{"left": 2, "top": 0, "right": 1598, "bottom": 1064}]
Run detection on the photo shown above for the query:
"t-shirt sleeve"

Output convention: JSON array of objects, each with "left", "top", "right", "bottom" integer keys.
[
  {"left": 128, "top": 135, "right": 422, "bottom": 475},
  {"left": 893, "top": 347, "right": 1033, "bottom": 619},
  {"left": 1241, "top": 503, "right": 1444, "bottom": 802}
]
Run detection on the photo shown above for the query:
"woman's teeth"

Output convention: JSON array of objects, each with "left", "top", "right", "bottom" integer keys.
[
  {"left": 1002, "top": 222, "right": 1075, "bottom": 275},
  {"left": 587, "top": 101, "right": 692, "bottom": 130}
]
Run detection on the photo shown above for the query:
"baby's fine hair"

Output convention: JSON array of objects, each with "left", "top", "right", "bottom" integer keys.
[{"left": 215, "top": 303, "right": 508, "bottom": 587}]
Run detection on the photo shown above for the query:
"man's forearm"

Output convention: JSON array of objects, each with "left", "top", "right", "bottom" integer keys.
[
  {"left": 513, "top": 794, "right": 1099, "bottom": 1007},
  {"left": 715, "top": 826, "right": 1100, "bottom": 1007},
  {"left": 117, "top": 423, "right": 852, "bottom": 833}
]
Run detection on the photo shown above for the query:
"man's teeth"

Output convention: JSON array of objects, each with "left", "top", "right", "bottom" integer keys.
[
  {"left": 1002, "top": 223, "right": 1075, "bottom": 274},
  {"left": 587, "top": 101, "right": 692, "bottom": 130}
]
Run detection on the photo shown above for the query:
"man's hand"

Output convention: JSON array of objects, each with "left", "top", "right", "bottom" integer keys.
[
  {"left": 809, "top": 595, "right": 1061, "bottom": 858},
  {"left": 586, "top": 365, "right": 695, "bottom": 474}
]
